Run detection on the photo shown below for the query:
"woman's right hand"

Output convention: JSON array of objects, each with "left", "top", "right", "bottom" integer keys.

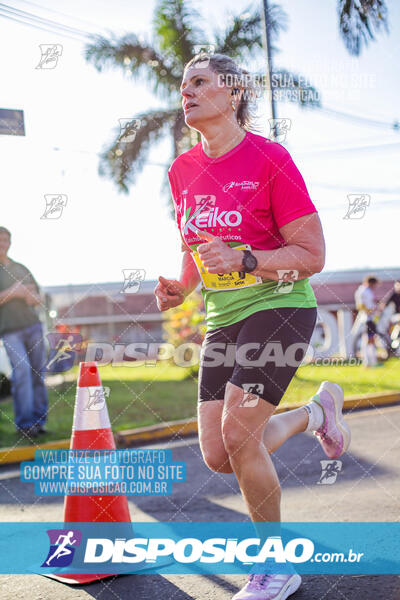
[{"left": 154, "top": 276, "right": 186, "bottom": 311}]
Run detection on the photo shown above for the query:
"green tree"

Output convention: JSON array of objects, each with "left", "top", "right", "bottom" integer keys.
[
  {"left": 84, "top": 0, "right": 317, "bottom": 197},
  {"left": 162, "top": 290, "right": 206, "bottom": 347},
  {"left": 162, "top": 290, "right": 206, "bottom": 376},
  {"left": 85, "top": 0, "right": 388, "bottom": 198},
  {"left": 338, "top": 0, "right": 388, "bottom": 56}
]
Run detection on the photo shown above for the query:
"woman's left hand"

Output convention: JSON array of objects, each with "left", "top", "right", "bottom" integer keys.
[{"left": 196, "top": 230, "right": 242, "bottom": 274}]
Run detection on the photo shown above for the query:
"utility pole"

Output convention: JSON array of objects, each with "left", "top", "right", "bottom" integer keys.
[{"left": 260, "top": 0, "right": 277, "bottom": 140}]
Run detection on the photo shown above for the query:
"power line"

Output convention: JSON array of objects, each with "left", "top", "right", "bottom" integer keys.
[
  {"left": 296, "top": 141, "right": 400, "bottom": 157},
  {"left": 0, "top": 9, "right": 89, "bottom": 40},
  {"left": 311, "top": 183, "right": 400, "bottom": 194},
  {"left": 3, "top": 4, "right": 399, "bottom": 136},
  {"left": 12, "top": 0, "right": 105, "bottom": 32},
  {"left": 2, "top": 141, "right": 399, "bottom": 196},
  {"left": 0, "top": 11, "right": 85, "bottom": 40},
  {"left": 1, "top": 4, "right": 398, "bottom": 163},
  {"left": 0, "top": 2, "right": 92, "bottom": 36},
  {"left": 2, "top": 136, "right": 398, "bottom": 174},
  {"left": 317, "top": 198, "right": 400, "bottom": 210},
  {"left": 317, "top": 106, "right": 399, "bottom": 131},
  {"left": 0, "top": 3, "right": 94, "bottom": 40}
]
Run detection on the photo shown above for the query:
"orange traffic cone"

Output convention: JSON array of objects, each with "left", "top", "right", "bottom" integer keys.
[{"left": 45, "top": 361, "right": 132, "bottom": 584}]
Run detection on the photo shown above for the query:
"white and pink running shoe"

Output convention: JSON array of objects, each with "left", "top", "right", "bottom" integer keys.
[
  {"left": 312, "top": 381, "right": 351, "bottom": 459},
  {"left": 232, "top": 572, "right": 302, "bottom": 600}
]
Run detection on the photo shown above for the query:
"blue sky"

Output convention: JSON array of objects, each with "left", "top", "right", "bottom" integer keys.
[{"left": 1, "top": 0, "right": 399, "bottom": 286}]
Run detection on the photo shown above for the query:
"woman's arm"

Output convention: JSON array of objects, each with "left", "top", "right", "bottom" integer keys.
[
  {"left": 197, "top": 213, "right": 325, "bottom": 280},
  {"left": 154, "top": 244, "right": 201, "bottom": 312},
  {"left": 179, "top": 249, "right": 201, "bottom": 296},
  {"left": 249, "top": 213, "right": 325, "bottom": 280}
]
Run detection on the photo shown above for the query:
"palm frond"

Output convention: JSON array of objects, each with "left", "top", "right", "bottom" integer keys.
[
  {"left": 98, "top": 108, "right": 184, "bottom": 193},
  {"left": 85, "top": 0, "right": 391, "bottom": 205},
  {"left": 338, "top": 0, "right": 389, "bottom": 56},
  {"left": 85, "top": 33, "right": 181, "bottom": 95},
  {"left": 214, "top": 3, "right": 287, "bottom": 58},
  {"left": 153, "top": 0, "right": 204, "bottom": 66}
]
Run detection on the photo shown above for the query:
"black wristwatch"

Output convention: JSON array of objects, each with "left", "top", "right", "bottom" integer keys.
[{"left": 241, "top": 250, "right": 258, "bottom": 273}]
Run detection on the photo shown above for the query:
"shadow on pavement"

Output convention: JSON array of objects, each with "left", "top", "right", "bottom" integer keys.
[{"left": 71, "top": 573, "right": 196, "bottom": 599}]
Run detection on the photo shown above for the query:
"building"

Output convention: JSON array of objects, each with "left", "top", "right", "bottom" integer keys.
[
  {"left": 44, "top": 280, "right": 162, "bottom": 343},
  {"left": 310, "top": 267, "right": 400, "bottom": 312},
  {"left": 43, "top": 267, "right": 400, "bottom": 345}
]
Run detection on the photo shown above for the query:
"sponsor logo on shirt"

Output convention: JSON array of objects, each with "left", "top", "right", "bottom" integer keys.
[
  {"left": 182, "top": 196, "right": 242, "bottom": 235},
  {"left": 222, "top": 181, "right": 260, "bottom": 192}
]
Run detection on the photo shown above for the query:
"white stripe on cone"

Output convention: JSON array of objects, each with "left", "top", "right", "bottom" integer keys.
[{"left": 72, "top": 385, "right": 111, "bottom": 431}]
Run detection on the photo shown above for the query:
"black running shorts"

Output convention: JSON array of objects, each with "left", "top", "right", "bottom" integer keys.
[{"left": 198, "top": 307, "right": 317, "bottom": 406}]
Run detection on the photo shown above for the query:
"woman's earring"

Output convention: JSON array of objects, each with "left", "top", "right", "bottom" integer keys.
[{"left": 231, "top": 101, "right": 236, "bottom": 111}]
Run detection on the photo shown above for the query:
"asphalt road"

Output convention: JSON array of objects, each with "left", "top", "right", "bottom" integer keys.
[{"left": 0, "top": 404, "right": 399, "bottom": 600}]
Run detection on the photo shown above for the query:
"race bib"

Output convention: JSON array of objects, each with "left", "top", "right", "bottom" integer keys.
[{"left": 192, "top": 244, "right": 263, "bottom": 291}]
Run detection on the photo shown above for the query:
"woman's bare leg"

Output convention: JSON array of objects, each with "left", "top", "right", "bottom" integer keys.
[
  {"left": 262, "top": 407, "right": 309, "bottom": 454},
  {"left": 222, "top": 382, "right": 281, "bottom": 522},
  {"left": 198, "top": 395, "right": 311, "bottom": 471},
  {"left": 197, "top": 399, "right": 233, "bottom": 473},
  {"left": 197, "top": 387, "right": 313, "bottom": 523}
]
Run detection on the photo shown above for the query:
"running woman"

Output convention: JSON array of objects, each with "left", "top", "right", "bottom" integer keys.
[{"left": 154, "top": 53, "right": 351, "bottom": 600}]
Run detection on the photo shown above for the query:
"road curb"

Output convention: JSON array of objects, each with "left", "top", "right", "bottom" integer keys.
[
  {"left": 0, "top": 438, "right": 70, "bottom": 465},
  {"left": 1, "top": 391, "right": 399, "bottom": 464}
]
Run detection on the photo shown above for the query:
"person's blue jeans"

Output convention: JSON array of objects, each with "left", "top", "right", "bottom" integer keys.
[{"left": 2, "top": 322, "right": 48, "bottom": 430}]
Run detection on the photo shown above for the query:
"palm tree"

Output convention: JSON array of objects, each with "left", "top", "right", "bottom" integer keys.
[
  {"left": 85, "top": 0, "right": 318, "bottom": 197},
  {"left": 338, "top": 0, "right": 388, "bottom": 56},
  {"left": 85, "top": 0, "right": 388, "bottom": 198}
]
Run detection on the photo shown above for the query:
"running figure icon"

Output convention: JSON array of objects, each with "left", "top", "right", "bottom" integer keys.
[
  {"left": 45, "top": 531, "right": 77, "bottom": 566},
  {"left": 45, "top": 335, "right": 77, "bottom": 370}
]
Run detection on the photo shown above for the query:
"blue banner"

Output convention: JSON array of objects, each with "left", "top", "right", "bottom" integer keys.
[
  {"left": 20, "top": 450, "right": 186, "bottom": 496},
  {"left": 0, "top": 522, "right": 399, "bottom": 575}
]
